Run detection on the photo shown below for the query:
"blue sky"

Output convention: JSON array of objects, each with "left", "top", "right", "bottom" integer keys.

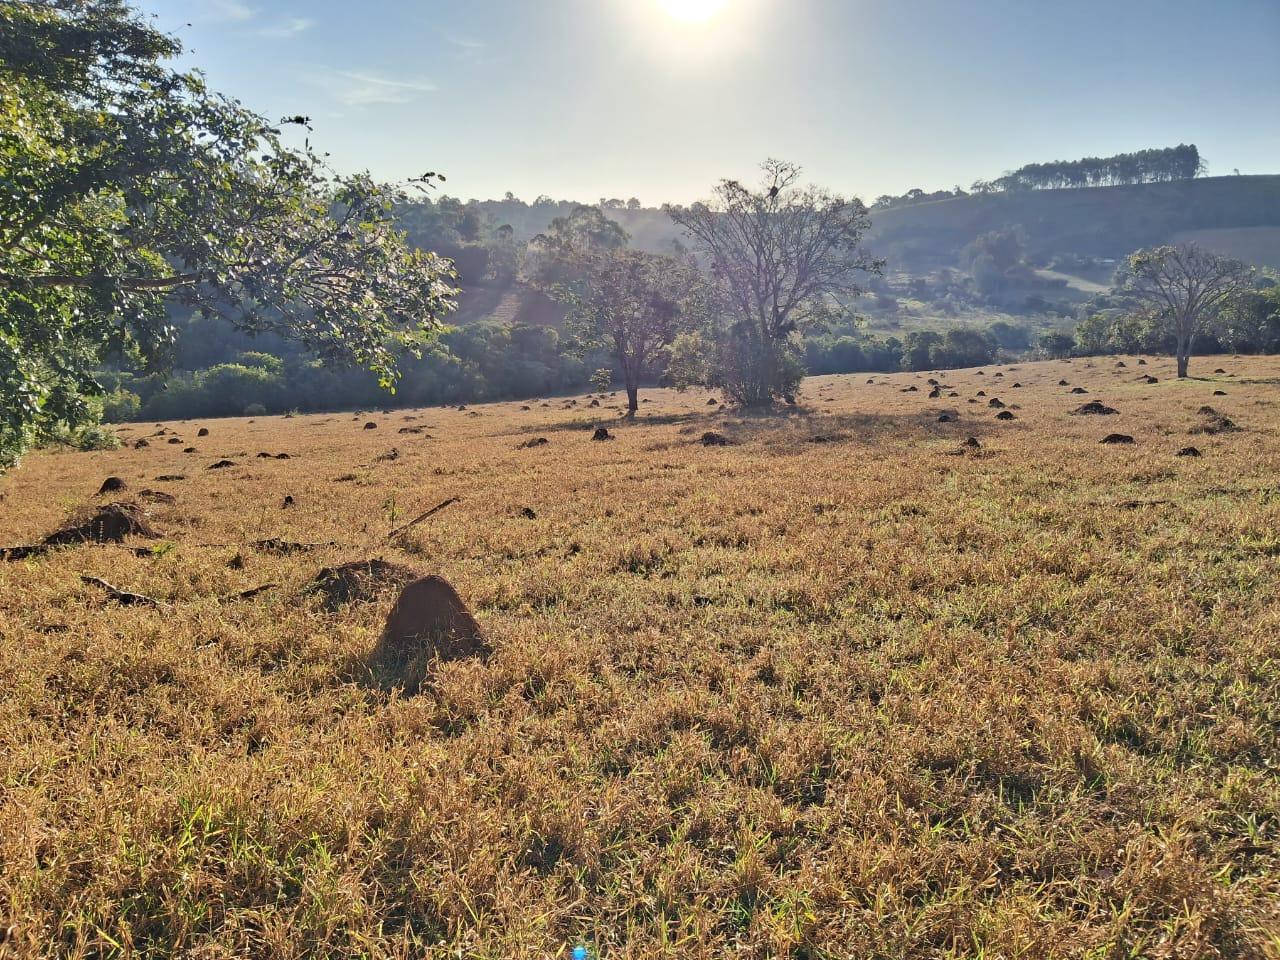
[{"left": 141, "top": 0, "right": 1280, "bottom": 205}]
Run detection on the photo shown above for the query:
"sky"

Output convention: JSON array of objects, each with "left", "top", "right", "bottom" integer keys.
[{"left": 140, "top": 0, "right": 1280, "bottom": 206}]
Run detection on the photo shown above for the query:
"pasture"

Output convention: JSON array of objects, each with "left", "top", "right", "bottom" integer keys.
[{"left": 1, "top": 355, "right": 1277, "bottom": 958}]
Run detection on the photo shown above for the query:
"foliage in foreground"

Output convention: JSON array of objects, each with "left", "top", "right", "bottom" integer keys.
[{"left": 0, "top": 0, "right": 457, "bottom": 468}]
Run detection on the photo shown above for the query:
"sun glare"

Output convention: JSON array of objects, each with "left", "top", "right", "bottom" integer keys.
[{"left": 657, "top": 0, "right": 730, "bottom": 24}]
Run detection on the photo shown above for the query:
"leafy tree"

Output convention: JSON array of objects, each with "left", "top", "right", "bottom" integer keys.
[
  {"left": 526, "top": 205, "right": 706, "bottom": 413},
  {"left": 1217, "top": 281, "right": 1280, "bottom": 353},
  {"left": 932, "top": 328, "right": 997, "bottom": 368},
  {"left": 1038, "top": 331, "right": 1075, "bottom": 359},
  {"left": 669, "top": 160, "right": 882, "bottom": 405},
  {"left": 0, "top": 0, "right": 457, "bottom": 468},
  {"left": 901, "top": 331, "right": 942, "bottom": 372},
  {"left": 987, "top": 320, "right": 1032, "bottom": 351},
  {"left": 1118, "top": 244, "right": 1254, "bottom": 377}
]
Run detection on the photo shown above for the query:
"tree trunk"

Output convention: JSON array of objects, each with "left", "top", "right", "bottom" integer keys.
[
  {"left": 1176, "top": 353, "right": 1189, "bottom": 378},
  {"left": 625, "top": 382, "right": 638, "bottom": 416}
]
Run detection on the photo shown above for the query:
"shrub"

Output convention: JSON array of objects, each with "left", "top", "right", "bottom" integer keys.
[{"left": 101, "top": 389, "right": 141, "bottom": 423}]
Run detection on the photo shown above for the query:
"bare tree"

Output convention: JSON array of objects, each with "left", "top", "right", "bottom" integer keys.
[
  {"left": 669, "top": 160, "right": 882, "bottom": 405},
  {"left": 1122, "top": 244, "right": 1254, "bottom": 377}
]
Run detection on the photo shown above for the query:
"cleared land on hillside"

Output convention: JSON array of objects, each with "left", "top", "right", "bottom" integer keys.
[{"left": 1, "top": 356, "right": 1278, "bottom": 957}]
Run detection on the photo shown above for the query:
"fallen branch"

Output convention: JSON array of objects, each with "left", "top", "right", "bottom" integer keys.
[
  {"left": 230, "top": 583, "right": 277, "bottom": 600},
  {"left": 80, "top": 575, "right": 163, "bottom": 607},
  {"left": 2, "top": 543, "right": 159, "bottom": 562},
  {"left": 387, "top": 496, "right": 460, "bottom": 541},
  {"left": 252, "top": 538, "right": 336, "bottom": 555}
]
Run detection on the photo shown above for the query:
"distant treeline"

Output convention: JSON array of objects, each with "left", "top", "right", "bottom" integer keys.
[
  {"left": 974, "top": 144, "right": 1205, "bottom": 193},
  {"left": 874, "top": 145, "right": 1206, "bottom": 210}
]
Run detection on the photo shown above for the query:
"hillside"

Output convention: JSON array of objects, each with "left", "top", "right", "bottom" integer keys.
[
  {"left": 2, "top": 356, "right": 1278, "bottom": 956},
  {"left": 869, "top": 175, "right": 1280, "bottom": 272},
  {"left": 463, "top": 176, "right": 1280, "bottom": 285}
]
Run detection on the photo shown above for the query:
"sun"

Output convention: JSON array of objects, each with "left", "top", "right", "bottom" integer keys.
[{"left": 657, "top": 0, "right": 730, "bottom": 24}]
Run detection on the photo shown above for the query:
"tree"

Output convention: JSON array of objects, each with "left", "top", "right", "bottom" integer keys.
[
  {"left": 669, "top": 160, "right": 882, "bottom": 405},
  {"left": 1119, "top": 244, "right": 1254, "bottom": 377},
  {"left": 1038, "top": 332, "right": 1075, "bottom": 359},
  {"left": 0, "top": 0, "right": 457, "bottom": 468},
  {"left": 524, "top": 205, "right": 628, "bottom": 287},
  {"left": 901, "top": 331, "right": 942, "bottom": 372},
  {"left": 526, "top": 205, "right": 701, "bottom": 414}
]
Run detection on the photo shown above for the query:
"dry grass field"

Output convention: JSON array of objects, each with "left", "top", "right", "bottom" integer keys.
[{"left": 1, "top": 354, "right": 1278, "bottom": 959}]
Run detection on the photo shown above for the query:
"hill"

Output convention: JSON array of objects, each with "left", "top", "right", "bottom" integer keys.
[
  {"left": 869, "top": 175, "right": 1280, "bottom": 272},
  {"left": 2, "top": 355, "right": 1278, "bottom": 956}
]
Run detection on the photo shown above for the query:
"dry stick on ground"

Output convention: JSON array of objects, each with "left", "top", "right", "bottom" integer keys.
[
  {"left": 386, "top": 496, "right": 460, "bottom": 542},
  {"left": 2, "top": 543, "right": 158, "bottom": 562},
  {"left": 80, "top": 576, "right": 164, "bottom": 607},
  {"left": 229, "top": 583, "right": 277, "bottom": 600}
]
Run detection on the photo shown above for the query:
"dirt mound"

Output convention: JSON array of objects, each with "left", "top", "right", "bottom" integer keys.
[
  {"left": 988, "top": 398, "right": 1005, "bottom": 408},
  {"left": 961, "top": 437, "right": 981, "bottom": 449},
  {"left": 1197, "top": 405, "right": 1218, "bottom": 416},
  {"left": 976, "top": 390, "right": 986, "bottom": 397},
  {"left": 1137, "top": 358, "right": 1147, "bottom": 365},
  {"left": 133, "top": 439, "right": 149, "bottom": 449},
  {"left": 902, "top": 386, "right": 918, "bottom": 393},
  {"left": 937, "top": 414, "right": 955, "bottom": 423},
  {"left": 155, "top": 474, "right": 186, "bottom": 482},
  {"left": 1072, "top": 401, "right": 1118, "bottom": 416},
  {"left": 1177, "top": 446, "right": 1202, "bottom": 457},
  {"left": 1100, "top": 434, "right": 1135, "bottom": 444},
  {"left": 707, "top": 398, "right": 718, "bottom": 405},
  {"left": 363, "top": 422, "right": 377, "bottom": 430},
  {"left": 700, "top": 432, "right": 731, "bottom": 446},
  {"left": 1214, "top": 368, "right": 1226, "bottom": 374},
  {"left": 208, "top": 459, "right": 236, "bottom": 470},
  {"left": 995, "top": 411, "right": 1016, "bottom": 421},
  {"left": 518, "top": 506, "right": 537, "bottom": 519},
  {"left": 197, "top": 427, "right": 209, "bottom": 437},
  {"left": 518, "top": 437, "right": 549, "bottom": 448},
  {"left": 1141, "top": 375, "right": 1159, "bottom": 384},
  {"left": 1213, "top": 390, "right": 1227, "bottom": 396},
  {"left": 43, "top": 502, "right": 158, "bottom": 545},
  {"left": 591, "top": 427, "right": 613, "bottom": 441},
  {"left": 97, "top": 477, "right": 127, "bottom": 495},
  {"left": 1058, "top": 379, "right": 1070, "bottom": 386},
  {"left": 136, "top": 489, "right": 176, "bottom": 504},
  {"left": 928, "top": 388, "right": 942, "bottom": 399},
  {"left": 1070, "top": 387, "right": 1089, "bottom": 395},
  {"left": 1194, "top": 415, "right": 1239, "bottom": 435},
  {"left": 1115, "top": 361, "right": 1127, "bottom": 368},
  {"left": 166, "top": 437, "right": 182, "bottom": 445},
  {"left": 310, "top": 559, "right": 417, "bottom": 610},
  {"left": 368, "top": 576, "right": 489, "bottom": 693},
  {"left": 399, "top": 426, "right": 424, "bottom": 434}
]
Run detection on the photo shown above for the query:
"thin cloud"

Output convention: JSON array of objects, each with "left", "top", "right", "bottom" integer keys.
[
  {"left": 258, "top": 17, "right": 314, "bottom": 38},
  {"left": 448, "top": 36, "right": 486, "bottom": 51},
  {"left": 200, "top": 0, "right": 255, "bottom": 22},
  {"left": 306, "top": 69, "right": 438, "bottom": 107}
]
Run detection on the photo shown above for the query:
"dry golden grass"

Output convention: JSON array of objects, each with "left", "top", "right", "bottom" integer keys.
[{"left": 1, "top": 354, "right": 1278, "bottom": 959}]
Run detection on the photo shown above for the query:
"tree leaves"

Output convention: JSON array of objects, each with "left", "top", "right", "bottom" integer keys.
[{"left": 1, "top": 0, "right": 458, "bottom": 467}]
